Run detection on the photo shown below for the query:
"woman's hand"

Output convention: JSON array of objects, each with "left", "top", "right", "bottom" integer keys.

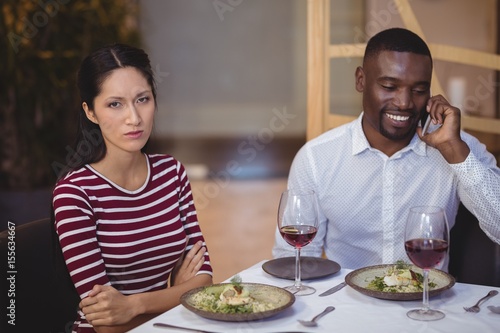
[
  {"left": 171, "top": 240, "right": 207, "bottom": 286},
  {"left": 79, "top": 242, "right": 210, "bottom": 331},
  {"left": 80, "top": 285, "right": 137, "bottom": 327}
]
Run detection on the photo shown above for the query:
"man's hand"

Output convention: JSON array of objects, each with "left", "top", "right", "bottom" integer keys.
[{"left": 417, "top": 94, "right": 470, "bottom": 163}]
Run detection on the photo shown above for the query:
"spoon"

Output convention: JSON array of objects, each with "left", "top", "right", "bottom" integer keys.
[
  {"left": 487, "top": 305, "right": 500, "bottom": 314},
  {"left": 297, "top": 306, "right": 335, "bottom": 327}
]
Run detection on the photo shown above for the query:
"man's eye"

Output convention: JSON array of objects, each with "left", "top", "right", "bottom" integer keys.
[{"left": 381, "top": 85, "right": 396, "bottom": 90}]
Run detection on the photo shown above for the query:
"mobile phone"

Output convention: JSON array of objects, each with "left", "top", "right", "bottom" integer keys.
[
  {"left": 421, "top": 93, "right": 433, "bottom": 135},
  {"left": 421, "top": 112, "right": 431, "bottom": 135}
]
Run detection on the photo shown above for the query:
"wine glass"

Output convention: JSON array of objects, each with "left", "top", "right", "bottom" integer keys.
[
  {"left": 404, "top": 206, "right": 449, "bottom": 321},
  {"left": 277, "top": 189, "right": 319, "bottom": 296}
]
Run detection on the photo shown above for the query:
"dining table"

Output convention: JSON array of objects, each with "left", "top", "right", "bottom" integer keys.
[{"left": 129, "top": 259, "right": 500, "bottom": 333}]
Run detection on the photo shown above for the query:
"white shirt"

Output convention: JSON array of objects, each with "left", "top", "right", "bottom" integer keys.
[{"left": 272, "top": 113, "right": 500, "bottom": 270}]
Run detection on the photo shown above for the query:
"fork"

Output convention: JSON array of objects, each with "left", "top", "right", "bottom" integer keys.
[
  {"left": 297, "top": 306, "right": 335, "bottom": 327},
  {"left": 463, "top": 290, "right": 499, "bottom": 313}
]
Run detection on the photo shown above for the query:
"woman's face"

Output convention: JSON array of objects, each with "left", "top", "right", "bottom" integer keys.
[{"left": 83, "top": 67, "right": 155, "bottom": 157}]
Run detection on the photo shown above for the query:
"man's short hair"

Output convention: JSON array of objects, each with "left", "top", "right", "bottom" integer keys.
[{"left": 364, "top": 27, "right": 432, "bottom": 67}]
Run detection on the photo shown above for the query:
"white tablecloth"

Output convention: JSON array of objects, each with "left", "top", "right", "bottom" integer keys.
[{"left": 129, "top": 260, "right": 500, "bottom": 333}]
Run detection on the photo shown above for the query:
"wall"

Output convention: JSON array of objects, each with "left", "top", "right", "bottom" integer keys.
[
  {"left": 139, "top": 0, "right": 307, "bottom": 139},
  {"left": 140, "top": 0, "right": 497, "bottom": 139}
]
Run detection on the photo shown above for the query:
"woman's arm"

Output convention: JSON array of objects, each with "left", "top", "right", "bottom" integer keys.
[
  {"left": 81, "top": 237, "right": 213, "bottom": 331},
  {"left": 91, "top": 314, "right": 158, "bottom": 333},
  {"left": 82, "top": 274, "right": 213, "bottom": 333},
  {"left": 171, "top": 240, "right": 208, "bottom": 286},
  {"left": 53, "top": 182, "right": 112, "bottom": 295}
]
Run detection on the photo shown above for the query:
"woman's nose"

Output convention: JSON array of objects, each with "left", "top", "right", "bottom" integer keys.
[{"left": 127, "top": 106, "right": 141, "bottom": 125}]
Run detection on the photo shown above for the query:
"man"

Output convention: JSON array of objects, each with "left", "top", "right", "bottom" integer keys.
[{"left": 272, "top": 27, "right": 500, "bottom": 271}]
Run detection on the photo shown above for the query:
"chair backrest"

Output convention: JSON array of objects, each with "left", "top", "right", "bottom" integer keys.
[
  {"left": 0, "top": 218, "right": 80, "bottom": 333},
  {"left": 448, "top": 203, "right": 500, "bottom": 287}
]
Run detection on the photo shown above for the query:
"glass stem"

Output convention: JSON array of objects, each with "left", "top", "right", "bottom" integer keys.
[
  {"left": 294, "top": 247, "right": 302, "bottom": 289},
  {"left": 422, "top": 268, "right": 430, "bottom": 312}
]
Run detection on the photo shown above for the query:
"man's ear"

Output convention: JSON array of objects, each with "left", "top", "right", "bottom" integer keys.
[
  {"left": 355, "top": 66, "right": 365, "bottom": 93},
  {"left": 82, "top": 102, "right": 98, "bottom": 124}
]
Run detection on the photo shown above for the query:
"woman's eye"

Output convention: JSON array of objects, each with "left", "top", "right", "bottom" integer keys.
[
  {"left": 137, "top": 96, "right": 150, "bottom": 103},
  {"left": 109, "top": 101, "right": 121, "bottom": 108}
]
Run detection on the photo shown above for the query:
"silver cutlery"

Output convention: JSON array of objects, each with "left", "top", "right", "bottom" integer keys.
[
  {"left": 297, "top": 305, "right": 335, "bottom": 327},
  {"left": 318, "top": 281, "right": 346, "bottom": 296},
  {"left": 463, "top": 290, "right": 499, "bottom": 313},
  {"left": 487, "top": 305, "right": 500, "bottom": 314},
  {"left": 153, "top": 322, "right": 310, "bottom": 333},
  {"left": 154, "top": 323, "right": 212, "bottom": 333}
]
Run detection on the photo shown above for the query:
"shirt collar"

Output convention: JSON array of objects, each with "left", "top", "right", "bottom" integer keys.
[{"left": 351, "top": 112, "right": 428, "bottom": 157}]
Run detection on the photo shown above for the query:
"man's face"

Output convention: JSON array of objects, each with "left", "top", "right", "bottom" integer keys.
[{"left": 355, "top": 50, "right": 432, "bottom": 143}]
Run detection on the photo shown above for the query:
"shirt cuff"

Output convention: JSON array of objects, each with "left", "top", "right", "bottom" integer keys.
[{"left": 449, "top": 151, "right": 483, "bottom": 187}]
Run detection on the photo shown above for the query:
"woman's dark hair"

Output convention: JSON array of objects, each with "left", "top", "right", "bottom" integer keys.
[
  {"left": 364, "top": 27, "right": 432, "bottom": 68},
  {"left": 62, "top": 44, "right": 157, "bottom": 179}
]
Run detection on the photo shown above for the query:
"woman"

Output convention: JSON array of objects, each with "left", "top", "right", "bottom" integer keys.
[{"left": 52, "top": 44, "right": 213, "bottom": 333}]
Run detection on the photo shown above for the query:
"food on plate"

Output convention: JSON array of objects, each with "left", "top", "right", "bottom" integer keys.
[
  {"left": 188, "top": 276, "right": 282, "bottom": 314},
  {"left": 218, "top": 283, "right": 251, "bottom": 306},
  {"left": 366, "top": 261, "right": 437, "bottom": 293}
]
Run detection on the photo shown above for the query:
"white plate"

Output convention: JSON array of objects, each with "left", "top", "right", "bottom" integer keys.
[{"left": 345, "top": 264, "right": 455, "bottom": 301}]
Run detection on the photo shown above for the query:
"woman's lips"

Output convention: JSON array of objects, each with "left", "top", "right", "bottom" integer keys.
[{"left": 125, "top": 130, "right": 143, "bottom": 139}]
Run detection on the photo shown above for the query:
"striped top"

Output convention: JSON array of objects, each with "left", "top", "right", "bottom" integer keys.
[{"left": 53, "top": 154, "right": 212, "bottom": 332}]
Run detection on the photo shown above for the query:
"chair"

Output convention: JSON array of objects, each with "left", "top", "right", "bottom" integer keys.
[
  {"left": 448, "top": 203, "right": 500, "bottom": 287},
  {"left": 0, "top": 218, "right": 80, "bottom": 333}
]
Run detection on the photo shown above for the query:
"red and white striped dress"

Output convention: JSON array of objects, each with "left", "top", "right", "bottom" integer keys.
[{"left": 52, "top": 154, "right": 212, "bottom": 333}]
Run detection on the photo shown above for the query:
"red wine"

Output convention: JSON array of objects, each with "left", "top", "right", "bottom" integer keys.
[
  {"left": 405, "top": 238, "right": 448, "bottom": 269},
  {"left": 280, "top": 225, "right": 317, "bottom": 248}
]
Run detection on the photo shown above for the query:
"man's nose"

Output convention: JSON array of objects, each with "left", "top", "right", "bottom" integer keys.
[{"left": 394, "top": 89, "right": 412, "bottom": 109}]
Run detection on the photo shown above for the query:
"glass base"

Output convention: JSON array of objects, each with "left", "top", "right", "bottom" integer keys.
[
  {"left": 284, "top": 284, "right": 316, "bottom": 296},
  {"left": 407, "top": 308, "right": 445, "bottom": 321}
]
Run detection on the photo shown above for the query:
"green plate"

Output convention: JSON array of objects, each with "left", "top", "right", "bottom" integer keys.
[
  {"left": 345, "top": 264, "right": 455, "bottom": 301},
  {"left": 181, "top": 282, "right": 295, "bottom": 322}
]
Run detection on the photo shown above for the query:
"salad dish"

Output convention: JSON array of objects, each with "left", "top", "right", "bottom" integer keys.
[
  {"left": 180, "top": 281, "right": 295, "bottom": 321},
  {"left": 345, "top": 263, "right": 455, "bottom": 301}
]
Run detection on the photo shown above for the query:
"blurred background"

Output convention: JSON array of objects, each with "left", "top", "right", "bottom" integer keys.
[{"left": 1, "top": 0, "right": 500, "bottom": 284}]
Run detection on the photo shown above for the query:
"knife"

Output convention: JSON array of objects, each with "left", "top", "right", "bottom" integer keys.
[
  {"left": 318, "top": 281, "right": 347, "bottom": 297},
  {"left": 153, "top": 323, "right": 216, "bottom": 333},
  {"left": 153, "top": 322, "right": 311, "bottom": 333}
]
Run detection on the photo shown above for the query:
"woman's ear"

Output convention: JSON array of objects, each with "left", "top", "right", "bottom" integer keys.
[
  {"left": 82, "top": 102, "right": 98, "bottom": 124},
  {"left": 355, "top": 66, "right": 365, "bottom": 93}
]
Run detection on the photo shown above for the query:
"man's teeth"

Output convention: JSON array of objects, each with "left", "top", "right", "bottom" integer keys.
[{"left": 386, "top": 114, "right": 410, "bottom": 121}]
